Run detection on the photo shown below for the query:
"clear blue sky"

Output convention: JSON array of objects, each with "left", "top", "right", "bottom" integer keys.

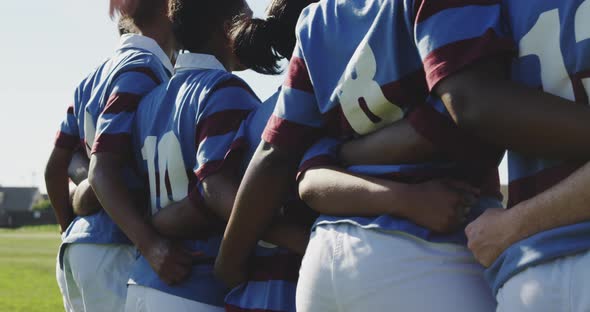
[{"left": 0, "top": 0, "right": 506, "bottom": 192}]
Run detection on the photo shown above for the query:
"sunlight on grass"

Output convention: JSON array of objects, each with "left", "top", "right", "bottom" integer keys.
[{"left": 0, "top": 227, "right": 63, "bottom": 312}]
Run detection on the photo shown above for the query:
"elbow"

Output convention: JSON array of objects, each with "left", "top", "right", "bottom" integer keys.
[{"left": 297, "top": 173, "right": 320, "bottom": 210}]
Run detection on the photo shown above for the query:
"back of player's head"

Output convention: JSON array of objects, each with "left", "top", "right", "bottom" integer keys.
[
  {"left": 110, "top": 0, "right": 168, "bottom": 29},
  {"left": 231, "top": 0, "right": 317, "bottom": 75},
  {"left": 117, "top": 16, "right": 139, "bottom": 36},
  {"left": 168, "top": 0, "right": 248, "bottom": 53}
]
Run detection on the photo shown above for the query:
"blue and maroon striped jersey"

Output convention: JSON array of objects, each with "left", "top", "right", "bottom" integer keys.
[
  {"left": 128, "top": 53, "right": 258, "bottom": 306},
  {"left": 413, "top": 0, "right": 590, "bottom": 294},
  {"left": 262, "top": 0, "right": 502, "bottom": 244},
  {"left": 225, "top": 90, "right": 304, "bottom": 312},
  {"left": 56, "top": 34, "right": 173, "bottom": 249}
]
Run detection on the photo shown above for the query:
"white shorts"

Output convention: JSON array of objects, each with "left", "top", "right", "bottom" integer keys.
[
  {"left": 296, "top": 223, "right": 496, "bottom": 312},
  {"left": 124, "top": 285, "right": 224, "bottom": 312},
  {"left": 56, "top": 252, "right": 73, "bottom": 312},
  {"left": 63, "top": 243, "right": 135, "bottom": 312},
  {"left": 496, "top": 250, "right": 590, "bottom": 312}
]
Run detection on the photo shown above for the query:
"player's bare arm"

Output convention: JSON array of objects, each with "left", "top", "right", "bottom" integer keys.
[
  {"left": 299, "top": 166, "right": 478, "bottom": 234},
  {"left": 215, "top": 142, "right": 301, "bottom": 288},
  {"left": 435, "top": 56, "right": 590, "bottom": 159},
  {"left": 89, "top": 153, "right": 194, "bottom": 285},
  {"left": 201, "top": 161, "right": 310, "bottom": 253},
  {"left": 71, "top": 179, "right": 102, "bottom": 216},
  {"left": 45, "top": 146, "right": 76, "bottom": 233},
  {"left": 339, "top": 118, "right": 438, "bottom": 166},
  {"left": 466, "top": 161, "right": 590, "bottom": 267},
  {"left": 150, "top": 196, "right": 218, "bottom": 240}
]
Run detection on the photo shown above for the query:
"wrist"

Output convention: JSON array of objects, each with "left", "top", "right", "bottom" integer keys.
[
  {"left": 135, "top": 227, "right": 161, "bottom": 253},
  {"left": 504, "top": 202, "right": 533, "bottom": 244},
  {"left": 387, "top": 183, "right": 416, "bottom": 218}
]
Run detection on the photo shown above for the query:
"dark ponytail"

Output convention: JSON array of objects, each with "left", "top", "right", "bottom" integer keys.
[
  {"left": 232, "top": 0, "right": 318, "bottom": 75},
  {"left": 232, "top": 16, "right": 283, "bottom": 75}
]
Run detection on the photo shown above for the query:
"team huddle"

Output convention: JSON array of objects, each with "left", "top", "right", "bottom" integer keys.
[{"left": 44, "top": 0, "right": 590, "bottom": 311}]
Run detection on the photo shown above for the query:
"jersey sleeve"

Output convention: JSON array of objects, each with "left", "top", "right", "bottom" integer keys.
[
  {"left": 414, "top": 0, "right": 515, "bottom": 90},
  {"left": 91, "top": 66, "right": 162, "bottom": 156},
  {"left": 262, "top": 44, "right": 325, "bottom": 153},
  {"left": 54, "top": 103, "right": 81, "bottom": 150},
  {"left": 193, "top": 76, "right": 259, "bottom": 182}
]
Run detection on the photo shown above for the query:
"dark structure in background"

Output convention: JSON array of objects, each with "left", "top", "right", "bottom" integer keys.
[{"left": 0, "top": 187, "right": 57, "bottom": 228}]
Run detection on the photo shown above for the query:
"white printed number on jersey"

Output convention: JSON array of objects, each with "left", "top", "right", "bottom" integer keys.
[
  {"left": 337, "top": 43, "right": 403, "bottom": 135},
  {"left": 142, "top": 132, "right": 188, "bottom": 214},
  {"left": 519, "top": 0, "right": 590, "bottom": 100},
  {"left": 84, "top": 110, "right": 96, "bottom": 156}
]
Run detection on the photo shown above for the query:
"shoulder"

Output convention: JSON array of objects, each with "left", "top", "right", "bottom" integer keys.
[
  {"left": 209, "top": 73, "right": 258, "bottom": 100},
  {"left": 115, "top": 49, "right": 169, "bottom": 84},
  {"left": 295, "top": 1, "right": 323, "bottom": 44}
]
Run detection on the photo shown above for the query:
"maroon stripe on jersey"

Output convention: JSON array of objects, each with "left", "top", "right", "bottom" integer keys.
[
  {"left": 91, "top": 133, "right": 132, "bottom": 155},
  {"left": 284, "top": 56, "right": 314, "bottom": 94},
  {"left": 249, "top": 253, "right": 302, "bottom": 282},
  {"left": 297, "top": 155, "right": 339, "bottom": 181},
  {"left": 381, "top": 70, "right": 428, "bottom": 109},
  {"left": 571, "top": 70, "right": 590, "bottom": 104},
  {"left": 324, "top": 104, "right": 354, "bottom": 138},
  {"left": 123, "top": 67, "right": 161, "bottom": 85},
  {"left": 55, "top": 131, "right": 81, "bottom": 150},
  {"left": 67, "top": 105, "right": 74, "bottom": 115},
  {"left": 196, "top": 109, "right": 251, "bottom": 144},
  {"left": 211, "top": 77, "right": 259, "bottom": 100},
  {"left": 103, "top": 93, "right": 143, "bottom": 114},
  {"left": 194, "top": 137, "right": 248, "bottom": 181},
  {"left": 415, "top": 0, "right": 500, "bottom": 23},
  {"left": 407, "top": 103, "right": 503, "bottom": 167},
  {"left": 422, "top": 28, "right": 515, "bottom": 90},
  {"left": 508, "top": 162, "right": 583, "bottom": 208},
  {"left": 262, "top": 115, "right": 323, "bottom": 152}
]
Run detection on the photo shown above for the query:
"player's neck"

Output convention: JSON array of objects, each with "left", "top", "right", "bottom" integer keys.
[
  {"left": 137, "top": 22, "right": 176, "bottom": 63},
  {"left": 192, "top": 37, "right": 236, "bottom": 72}
]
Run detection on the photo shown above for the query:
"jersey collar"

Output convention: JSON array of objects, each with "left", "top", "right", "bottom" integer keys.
[
  {"left": 174, "top": 53, "right": 226, "bottom": 73},
  {"left": 118, "top": 34, "right": 174, "bottom": 74}
]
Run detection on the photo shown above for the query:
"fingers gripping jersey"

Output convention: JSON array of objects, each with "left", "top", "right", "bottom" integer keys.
[
  {"left": 413, "top": 0, "right": 590, "bottom": 294},
  {"left": 129, "top": 53, "right": 258, "bottom": 306}
]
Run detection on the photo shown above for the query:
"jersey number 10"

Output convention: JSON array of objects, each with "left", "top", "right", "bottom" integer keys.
[{"left": 141, "top": 133, "right": 188, "bottom": 214}]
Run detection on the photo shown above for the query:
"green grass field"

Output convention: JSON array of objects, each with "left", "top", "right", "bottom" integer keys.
[{"left": 0, "top": 225, "right": 63, "bottom": 312}]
